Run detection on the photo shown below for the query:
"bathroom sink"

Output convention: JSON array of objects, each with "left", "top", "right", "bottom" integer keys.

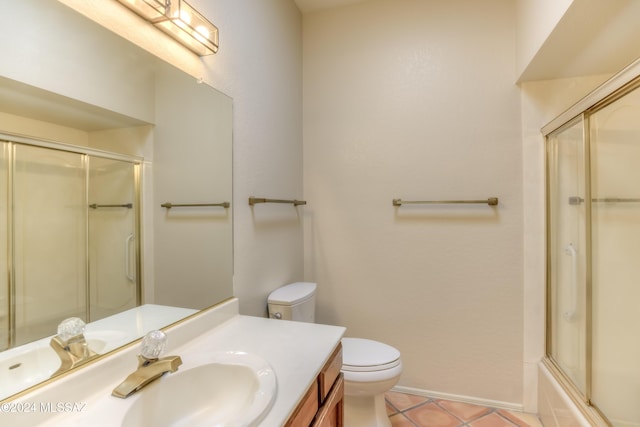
[
  {"left": 0, "top": 345, "right": 60, "bottom": 399},
  {"left": 0, "top": 330, "right": 121, "bottom": 400},
  {"left": 120, "top": 352, "right": 277, "bottom": 427}
]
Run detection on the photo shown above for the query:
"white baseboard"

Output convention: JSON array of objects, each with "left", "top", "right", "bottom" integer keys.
[{"left": 392, "top": 385, "right": 525, "bottom": 413}]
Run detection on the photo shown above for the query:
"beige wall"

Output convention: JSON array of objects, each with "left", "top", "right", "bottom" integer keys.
[
  {"left": 193, "top": 0, "right": 304, "bottom": 316},
  {"left": 516, "top": 0, "right": 573, "bottom": 78},
  {"left": 2, "top": 1, "right": 156, "bottom": 124},
  {"left": 41, "top": 0, "right": 640, "bottom": 415},
  {"left": 516, "top": 0, "right": 640, "bottom": 82},
  {"left": 58, "top": 0, "right": 304, "bottom": 317},
  {"left": 303, "top": 0, "right": 524, "bottom": 405}
]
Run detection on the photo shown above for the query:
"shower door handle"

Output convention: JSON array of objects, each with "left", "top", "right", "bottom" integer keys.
[
  {"left": 125, "top": 234, "right": 135, "bottom": 282},
  {"left": 563, "top": 243, "right": 577, "bottom": 321}
]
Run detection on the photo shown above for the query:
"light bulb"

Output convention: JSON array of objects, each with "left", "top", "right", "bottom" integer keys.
[
  {"left": 179, "top": 9, "right": 191, "bottom": 25},
  {"left": 194, "top": 25, "right": 209, "bottom": 43}
]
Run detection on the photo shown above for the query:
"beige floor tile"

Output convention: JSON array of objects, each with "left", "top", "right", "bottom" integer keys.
[
  {"left": 436, "top": 399, "right": 492, "bottom": 422},
  {"left": 499, "top": 410, "right": 542, "bottom": 427},
  {"left": 405, "top": 402, "right": 463, "bottom": 427},
  {"left": 383, "top": 391, "right": 542, "bottom": 427},
  {"left": 390, "top": 413, "right": 419, "bottom": 427},
  {"left": 469, "top": 412, "right": 520, "bottom": 427},
  {"left": 386, "top": 391, "right": 431, "bottom": 411}
]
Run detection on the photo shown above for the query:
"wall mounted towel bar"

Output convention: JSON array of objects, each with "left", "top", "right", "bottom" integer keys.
[
  {"left": 161, "top": 202, "right": 230, "bottom": 209},
  {"left": 569, "top": 196, "right": 640, "bottom": 205},
  {"left": 89, "top": 203, "right": 133, "bottom": 209},
  {"left": 248, "top": 197, "right": 307, "bottom": 206},
  {"left": 392, "top": 197, "right": 499, "bottom": 206}
]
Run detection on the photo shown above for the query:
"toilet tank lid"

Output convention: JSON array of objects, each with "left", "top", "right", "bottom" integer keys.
[{"left": 268, "top": 282, "right": 317, "bottom": 305}]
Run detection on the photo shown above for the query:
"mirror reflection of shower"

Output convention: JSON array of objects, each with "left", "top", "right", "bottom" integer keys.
[{"left": 0, "top": 137, "right": 141, "bottom": 351}]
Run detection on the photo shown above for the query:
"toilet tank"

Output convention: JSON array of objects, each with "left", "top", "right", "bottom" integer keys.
[{"left": 267, "top": 282, "right": 316, "bottom": 323}]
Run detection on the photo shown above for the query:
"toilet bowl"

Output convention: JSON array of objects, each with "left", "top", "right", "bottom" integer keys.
[
  {"left": 267, "top": 282, "right": 403, "bottom": 427},
  {"left": 341, "top": 337, "right": 402, "bottom": 427}
]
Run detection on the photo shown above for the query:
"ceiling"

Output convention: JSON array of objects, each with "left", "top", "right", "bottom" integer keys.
[{"left": 294, "top": 0, "right": 370, "bottom": 14}]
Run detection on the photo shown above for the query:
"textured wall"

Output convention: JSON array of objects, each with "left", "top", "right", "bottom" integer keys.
[
  {"left": 51, "top": 0, "right": 304, "bottom": 316},
  {"left": 192, "top": 0, "right": 304, "bottom": 316},
  {"left": 303, "top": 0, "right": 524, "bottom": 405}
]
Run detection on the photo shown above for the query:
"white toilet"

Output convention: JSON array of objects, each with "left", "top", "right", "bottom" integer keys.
[{"left": 268, "top": 282, "right": 402, "bottom": 427}]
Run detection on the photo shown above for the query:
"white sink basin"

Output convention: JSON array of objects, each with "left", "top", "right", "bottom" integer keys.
[
  {"left": 0, "top": 329, "right": 128, "bottom": 400},
  {"left": 0, "top": 345, "right": 60, "bottom": 398},
  {"left": 120, "top": 352, "right": 277, "bottom": 427}
]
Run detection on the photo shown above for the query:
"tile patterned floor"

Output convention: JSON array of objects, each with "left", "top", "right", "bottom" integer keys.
[{"left": 385, "top": 391, "right": 542, "bottom": 427}]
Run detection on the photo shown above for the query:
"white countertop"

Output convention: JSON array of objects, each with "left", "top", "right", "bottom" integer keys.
[
  {"left": 176, "top": 315, "right": 345, "bottom": 425},
  {"left": 0, "top": 299, "right": 345, "bottom": 426},
  {"left": 0, "top": 304, "right": 197, "bottom": 402}
]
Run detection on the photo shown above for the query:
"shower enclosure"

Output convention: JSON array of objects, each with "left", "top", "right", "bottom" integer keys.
[
  {"left": 546, "top": 76, "right": 640, "bottom": 426},
  {"left": 0, "top": 136, "right": 140, "bottom": 351}
]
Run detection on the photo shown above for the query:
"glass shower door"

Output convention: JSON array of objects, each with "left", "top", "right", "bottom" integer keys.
[
  {"left": 589, "top": 86, "right": 640, "bottom": 425},
  {"left": 547, "top": 116, "right": 588, "bottom": 395},
  {"left": 12, "top": 145, "right": 87, "bottom": 346},
  {"left": 0, "top": 143, "right": 8, "bottom": 350},
  {"left": 88, "top": 156, "right": 138, "bottom": 322}
]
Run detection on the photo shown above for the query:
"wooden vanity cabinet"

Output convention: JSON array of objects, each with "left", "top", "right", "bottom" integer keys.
[
  {"left": 313, "top": 374, "right": 343, "bottom": 427},
  {"left": 285, "top": 343, "right": 344, "bottom": 427}
]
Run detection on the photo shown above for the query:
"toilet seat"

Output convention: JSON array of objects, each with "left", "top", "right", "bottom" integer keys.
[{"left": 341, "top": 338, "right": 401, "bottom": 372}]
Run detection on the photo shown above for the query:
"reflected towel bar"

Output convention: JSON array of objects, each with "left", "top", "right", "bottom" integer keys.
[
  {"left": 248, "top": 197, "right": 307, "bottom": 206},
  {"left": 569, "top": 196, "right": 640, "bottom": 205},
  {"left": 90, "top": 203, "right": 133, "bottom": 209},
  {"left": 392, "top": 197, "right": 499, "bottom": 206},
  {"left": 161, "top": 202, "right": 230, "bottom": 209}
]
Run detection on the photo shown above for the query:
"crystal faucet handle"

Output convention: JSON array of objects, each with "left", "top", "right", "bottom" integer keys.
[
  {"left": 57, "top": 317, "right": 86, "bottom": 342},
  {"left": 141, "top": 330, "right": 168, "bottom": 360}
]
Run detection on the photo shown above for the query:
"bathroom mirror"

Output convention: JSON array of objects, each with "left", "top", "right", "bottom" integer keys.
[{"left": 0, "top": 0, "right": 233, "bottom": 400}]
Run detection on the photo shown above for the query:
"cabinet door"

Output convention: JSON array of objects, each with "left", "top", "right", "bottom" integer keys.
[
  {"left": 285, "top": 382, "right": 319, "bottom": 427},
  {"left": 313, "top": 374, "right": 344, "bottom": 427},
  {"left": 319, "top": 344, "right": 342, "bottom": 403}
]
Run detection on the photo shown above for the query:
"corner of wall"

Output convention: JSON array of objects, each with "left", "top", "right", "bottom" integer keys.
[{"left": 515, "top": 0, "right": 573, "bottom": 80}]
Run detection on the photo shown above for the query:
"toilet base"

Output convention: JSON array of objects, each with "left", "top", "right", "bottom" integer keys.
[{"left": 344, "top": 393, "right": 391, "bottom": 427}]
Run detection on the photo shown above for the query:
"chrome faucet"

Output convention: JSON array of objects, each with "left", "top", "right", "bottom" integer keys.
[
  {"left": 112, "top": 330, "right": 182, "bottom": 398},
  {"left": 50, "top": 317, "right": 98, "bottom": 377}
]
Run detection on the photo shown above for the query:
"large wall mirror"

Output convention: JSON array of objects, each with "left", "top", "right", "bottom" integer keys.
[{"left": 0, "top": 0, "right": 233, "bottom": 400}]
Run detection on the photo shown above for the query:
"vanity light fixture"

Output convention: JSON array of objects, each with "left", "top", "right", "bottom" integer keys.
[{"left": 115, "top": 0, "right": 218, "bottom": 56}]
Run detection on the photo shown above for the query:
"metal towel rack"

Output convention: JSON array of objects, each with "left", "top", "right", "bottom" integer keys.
[
  {"left": 248, "top": 197, "right": 307, "bottom": 206},
  {"left": 90, "top": 203, "right": 133, "bottom": 209},
  {"left": 161, "top": 202, "right": 230, "bottom": 209},
  {"left": 569, "top": 196, "right": 640, "bottom": 205},
  {"left": 392, "top": 197, "right": 499, "bottom": 206}
]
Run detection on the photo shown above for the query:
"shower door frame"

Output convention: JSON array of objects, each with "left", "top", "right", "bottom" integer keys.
[
  {"left": 544, "top": 113, "right": 596, "bottom": 420},
  {"left": 1, "top": 132, "right": 142, "bottom": 349},
  {"left": 543, "top": 61, "right": 640, "bottom": 427}
]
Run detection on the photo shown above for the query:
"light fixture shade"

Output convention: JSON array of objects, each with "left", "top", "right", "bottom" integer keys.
[
  {"left": 115, "top": 0, "right": 219, "bottom": 56},
  {"left": 115, "top": 0, "right": 167, "bottom": 21},
  {"left": 159, "top": 0, "right": 219, "bottom": 56}
]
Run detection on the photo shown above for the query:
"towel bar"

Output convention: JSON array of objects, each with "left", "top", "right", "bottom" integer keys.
[
  {"left": 248, "top": 197, "right": 306, "bottom": 206},
  {"left": 161, "top": 202, "right": 230, "bottom": 209},
  {"left": 392, "top": 197, "right": 498, "bottom": 206},
  {"left": 89, "top": 203, "right": 133, "bottom": 209}
]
